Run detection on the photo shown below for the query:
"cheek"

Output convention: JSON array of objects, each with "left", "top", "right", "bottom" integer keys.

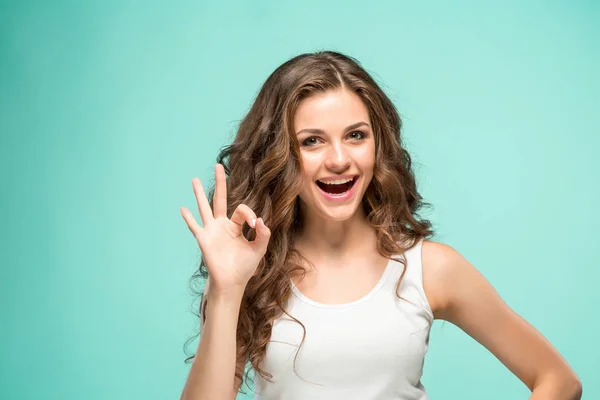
[
  {"left": 300, "top": 153, "right": 320, "bottom": 175},
  {"left": 355, "top": 146, "right": 375, "bottom": 165},
  {"left": 298, "top": 159, "right": 312, "bottom": 190}
]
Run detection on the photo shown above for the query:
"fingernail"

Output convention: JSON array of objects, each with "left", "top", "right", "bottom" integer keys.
[
  {"left": 259, "top": 218, "right": 264, "bottom": 228},
  {"left": 251, "top": 219, "right": 256, "bottom": 228}
]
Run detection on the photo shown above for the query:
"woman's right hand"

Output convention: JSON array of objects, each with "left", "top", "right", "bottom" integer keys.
[{"left": 180, "top": 163, "right": 271, "bottom": 295}]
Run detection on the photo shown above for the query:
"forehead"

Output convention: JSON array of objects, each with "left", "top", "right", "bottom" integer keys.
[{"left": 293, "top": 88, "right": 370, "bottom": 132}]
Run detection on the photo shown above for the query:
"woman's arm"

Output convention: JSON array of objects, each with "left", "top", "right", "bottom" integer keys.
[
  {"left": 180, "top": 276, "right": 245, "bottom": 400},
  {"left": 422, "top": 241, "right": 582, "bottom": 399}
]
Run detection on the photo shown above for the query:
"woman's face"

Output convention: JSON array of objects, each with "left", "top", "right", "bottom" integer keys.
[{"left": 294, "top": 88, "right": 375, "bottom": 222}]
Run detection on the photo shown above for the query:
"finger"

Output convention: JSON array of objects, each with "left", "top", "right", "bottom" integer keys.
[
  {"left": 230, "top": 203, "right": 257, "bottom": 228},
  {"left": 180, "top": 206, "right": 203, "bottom": 236},
  {"left": 192, "top": 178, "right": 214, "bottom": 225},
  {"left": 213, "top": 163, "right": 227, "bottom": 219},
  {"left": 251, "top": 217, "right": 271, "bottom": 249}
]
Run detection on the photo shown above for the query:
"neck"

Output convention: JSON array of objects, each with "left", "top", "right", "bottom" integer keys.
[{"left": 293, "top": 204, "right": 377, "bottom": 262}]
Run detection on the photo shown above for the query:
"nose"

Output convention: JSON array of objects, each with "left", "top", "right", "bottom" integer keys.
[{"left": 324, "top": 142, "right": 351, "bottom": 172}]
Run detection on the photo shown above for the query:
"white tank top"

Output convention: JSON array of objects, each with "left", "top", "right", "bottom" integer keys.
[{"left": 253, "top": 239, "right": 433, "bottom": 400}]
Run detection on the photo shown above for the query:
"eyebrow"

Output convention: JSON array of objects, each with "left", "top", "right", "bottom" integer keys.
[{"left": 295, "top": 121, "right": 371, "bottom": 136}]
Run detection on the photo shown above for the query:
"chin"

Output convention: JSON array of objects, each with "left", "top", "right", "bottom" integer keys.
[{"left": 318, "top": 204, "right": 363, "bottom": 222}]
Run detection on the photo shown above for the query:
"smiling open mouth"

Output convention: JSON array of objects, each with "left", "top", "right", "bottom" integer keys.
[{"left": 315, "top": 176, "right": 358, "bottom": 195}]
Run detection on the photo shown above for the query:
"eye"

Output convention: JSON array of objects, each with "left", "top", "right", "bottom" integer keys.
[
  {"left": 301, "top": 136, "right": 321, "bottom": 147},
  {"left": 348, "top": 131, "right": 366, "bottom": 140}
]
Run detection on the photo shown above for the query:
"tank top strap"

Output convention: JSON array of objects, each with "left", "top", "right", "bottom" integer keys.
[{"left": 385, "top": 238, "right": 434, "bottom": 321}]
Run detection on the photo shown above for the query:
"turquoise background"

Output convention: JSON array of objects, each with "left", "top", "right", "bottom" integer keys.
[{"left": 1, "top": 1, "right": 598, "bottom": 399}]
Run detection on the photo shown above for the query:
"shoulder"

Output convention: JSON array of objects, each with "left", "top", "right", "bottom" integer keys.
[{"left": 420, "top": 240, "right": 477, "bottom": 320}]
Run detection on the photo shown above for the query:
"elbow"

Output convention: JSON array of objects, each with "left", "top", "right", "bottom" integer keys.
[
  {"left": 560, "top": 373, "right": 583, "bottom": 400},
  {"left": 532, "top": 371, "right": 582, "bottom": 400},
  {"left": 570, "top": 376, "right": 583, "bottom": 400}
]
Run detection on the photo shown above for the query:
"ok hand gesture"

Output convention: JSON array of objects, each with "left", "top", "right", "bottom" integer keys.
[{"left": 180, "top": 164, "right": 271, "bottom": 295}]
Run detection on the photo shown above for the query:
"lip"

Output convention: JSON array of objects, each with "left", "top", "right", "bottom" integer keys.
[
  {"left": 315, "top": 175, "right": 359, "bottom": 202},
  {"left": 316, "top": 174, "right": 357, "bottom": 183}
]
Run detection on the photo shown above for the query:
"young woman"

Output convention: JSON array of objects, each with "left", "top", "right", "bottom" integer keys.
[{"left": 179, "top": 51, "right": 582, "bottom": 400}]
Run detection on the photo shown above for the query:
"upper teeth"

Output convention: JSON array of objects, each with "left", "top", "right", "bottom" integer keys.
[{"left": 318, "top": 178, "right": 354, "bottom": 185}]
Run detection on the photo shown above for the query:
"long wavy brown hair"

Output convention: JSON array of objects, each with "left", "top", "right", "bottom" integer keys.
[{"left": 184, "top": 50, "right": 435, "bottom": 395}]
